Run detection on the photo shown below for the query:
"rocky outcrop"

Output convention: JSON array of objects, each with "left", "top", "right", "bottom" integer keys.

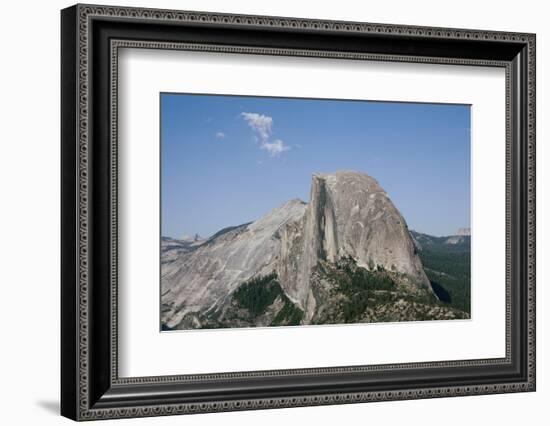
[
  {"left": 162, "top": 171, "right": 437, "bottom": 329},
  {"left": 277, "top": 171, "right": 432, "bottom": 321},
  {"left": 161, "top": 199, "right": 306, "bottom": 328}
]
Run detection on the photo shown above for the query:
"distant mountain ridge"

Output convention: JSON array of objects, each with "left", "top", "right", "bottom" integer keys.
[
  {"left": 410, "top": 229, "right": 471, "bottom": 250},
  {"left": 162, "top": 171, "right": 469, "bottom": 329},
  {"left": 456, "top": 227, "right": 471, "bottom": 236}
]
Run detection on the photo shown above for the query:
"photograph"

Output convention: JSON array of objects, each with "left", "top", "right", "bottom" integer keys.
[{"left": 160, "top": 94, "right": 472, "bottom": 331}]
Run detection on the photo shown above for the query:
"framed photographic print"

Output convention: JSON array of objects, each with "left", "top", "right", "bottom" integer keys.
[{"left": 61, "top": 4, "right": 536, "bottom": 421}]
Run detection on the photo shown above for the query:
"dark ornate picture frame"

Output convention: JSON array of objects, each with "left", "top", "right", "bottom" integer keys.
[{"left": 61, "top": 4, "right": 536, "bottom": 421}]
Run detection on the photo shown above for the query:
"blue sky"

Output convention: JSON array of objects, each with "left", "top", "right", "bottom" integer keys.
[{"left": 161, "top": 93, "right": 470, "bottom": 238}]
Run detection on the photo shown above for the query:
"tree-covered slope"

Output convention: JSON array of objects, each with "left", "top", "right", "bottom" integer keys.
[{"left": 410, "top": 231, "right": 471, "bottom": 314}]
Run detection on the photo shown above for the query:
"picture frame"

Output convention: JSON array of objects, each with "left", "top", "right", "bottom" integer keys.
[{"left": 61, "top": 3, "right": 536, "bottom": 421}]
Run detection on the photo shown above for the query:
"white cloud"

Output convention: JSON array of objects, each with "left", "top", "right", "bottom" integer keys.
[
  {"left": 261, "top": 139, "right": 290, "bottom": 157},
  {"left": 215, "top": 132, "right": 225, "bottom": 139},
  {"left": 240, "top": 112, "right": 273, "bottom": 141},
  {"left": 240, "top": 112, "right": 290, "bottom": 158}
]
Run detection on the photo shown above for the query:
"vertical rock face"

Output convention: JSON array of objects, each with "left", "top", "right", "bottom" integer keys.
[
  {"left": 276, "top": 174, "right": 339, "bottom": 317},
  {"left": 162, "top": 170, "right": 436, "bottom": 329}
]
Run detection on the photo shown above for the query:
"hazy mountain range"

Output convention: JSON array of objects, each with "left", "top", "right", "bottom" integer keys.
[{"left": 161, "top": 171, "right": 470, "bottom": 330}]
